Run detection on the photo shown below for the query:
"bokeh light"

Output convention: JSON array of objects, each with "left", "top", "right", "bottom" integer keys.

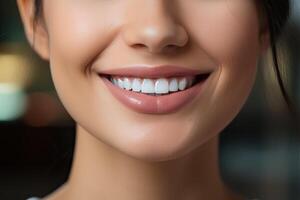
[
  {"left": 23, "top": 92, "right": 62, "bottom": 127},
  {"left": 0, "top": 83, "right": 27, "bottom": 121},
  {"left": 0, "top": 53, "right": 33, "bottom": 121}
]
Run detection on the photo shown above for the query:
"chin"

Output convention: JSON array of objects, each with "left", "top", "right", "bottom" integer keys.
[
  {"left": 123, "top": 143, "right": 193, "bottom": 162},
  {"left": 111, "top": 124, "right": 203, "bottom": 162}
]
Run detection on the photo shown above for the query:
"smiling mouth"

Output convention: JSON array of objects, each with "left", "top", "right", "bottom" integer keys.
[
  {"left": 96, "top": 65, "right": 213, "bottom": 114},
  {"left": 99, "top": 73, "right": 211, "bottom": 96}
]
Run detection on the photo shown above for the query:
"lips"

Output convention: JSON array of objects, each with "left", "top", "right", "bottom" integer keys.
[
  {"left": 98, "top": 65, "right": 211, "bottom": 78},
  {"left": 97, "top": 65, "right": 212, "bottom": 114}
]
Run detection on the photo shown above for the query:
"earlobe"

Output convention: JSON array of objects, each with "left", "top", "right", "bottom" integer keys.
[{"left": 17, "top": 0, "right": 50, "bottom": 60}]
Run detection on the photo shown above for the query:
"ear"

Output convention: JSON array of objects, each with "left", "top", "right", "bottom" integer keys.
[{"left": 17, "top": 0, "right": 50, "bottom": 60}]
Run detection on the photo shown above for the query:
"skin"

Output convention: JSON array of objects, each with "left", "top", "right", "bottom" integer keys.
[{"left": 17, "top": 0, "right": 269, "bottom": 199}]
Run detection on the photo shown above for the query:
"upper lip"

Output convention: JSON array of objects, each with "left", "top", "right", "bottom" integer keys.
[{"left": 97, "top": 65, "right": 212, "bottom": 78}]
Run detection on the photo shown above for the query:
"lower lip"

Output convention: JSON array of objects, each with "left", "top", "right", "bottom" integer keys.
[{"left": 99, "top": 76, "right": 208, "bottom": 114}]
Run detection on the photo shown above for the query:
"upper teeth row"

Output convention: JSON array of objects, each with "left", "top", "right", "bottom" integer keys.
[{"left": 110, "top": 76, "right": 195, "bottom": 94}]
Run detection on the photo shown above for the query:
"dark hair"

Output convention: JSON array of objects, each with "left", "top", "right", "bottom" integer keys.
[
  {"left": 33, "top": 0, "right": 298, "bottom": 122},
  {"left": 261, "top": 1, "right": 299, "bottom": 127},
  {"left": 260, "top": 0, "right": 297, "bottom": 119}
]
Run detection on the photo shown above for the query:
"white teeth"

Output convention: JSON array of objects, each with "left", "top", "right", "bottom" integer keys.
[
  {"left": 155, "top": 78, "right": 169, "bottom": 94},
  {"left": 169, "top": 78, "right": 179, "bottom": 92},
  {"left": 141, "top": 79, "right": 155, "bottom": 93},
  {"left": 131, "top": 78, "right": 142, "bottom": 92},
  {"left": 110, "top": 76, "right": 195, "bottom": 95},
  {"left": 178, "top": 78, "right": 187, "bottom": 90},
  {"left": 112, "top": 78, "right": 118, "bottom": 85},
  {"left": 123, "top": 78, "right": 132, "bottom": 90},
  {"left": 117, "top": 78, "right": 124, "bottom": 89},
  {"left": 110, "top": 76, "right": 118, "bottom": 85}
]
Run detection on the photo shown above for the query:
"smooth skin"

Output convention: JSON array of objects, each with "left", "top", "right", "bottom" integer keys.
[{"left": 17, "top": 0, "right": 269, "bottom": 199}]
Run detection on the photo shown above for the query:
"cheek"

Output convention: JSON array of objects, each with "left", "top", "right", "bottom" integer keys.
[
  {"left": 185, "top": 1, "right": 260, "bottom": 63},
  {"left": 183, "top": 1, "right": 261, "bottom": 139},
  {"left": 42, "top": 2, "right": 124, "bottom": 112},
  {"left": 184, "top": 0, "right": 260, "bottom": 97},
  {"left": 41, "top": 3, "right": 119, "bottom": 128},
  {"left": 43, "top": 2, "right": 122, "bottom": 75}
]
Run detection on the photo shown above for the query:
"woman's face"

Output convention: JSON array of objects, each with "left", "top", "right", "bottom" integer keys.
[{"left": 20, "top": 0, "right": 266, "bottom": 161}]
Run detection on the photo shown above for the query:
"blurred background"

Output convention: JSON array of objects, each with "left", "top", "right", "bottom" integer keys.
[{"left": 0, "top": 1, "right": 299, "bottom": 200}]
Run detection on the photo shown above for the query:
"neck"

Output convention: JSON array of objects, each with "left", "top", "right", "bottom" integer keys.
[{"left": 58, "top": 124, "right": 242, "bottom": 200}]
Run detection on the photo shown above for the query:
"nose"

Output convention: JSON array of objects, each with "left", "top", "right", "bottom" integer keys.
[{"left": 122, "top": 2, "right": 189, "bottom": 54}]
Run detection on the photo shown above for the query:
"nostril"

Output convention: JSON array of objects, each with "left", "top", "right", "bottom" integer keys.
[
  {"left": 133, "top": 43, "right": 146, "bottom": 49},
  {"left": 164, "top": 44, "right": 180, "bottom": 53}
]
